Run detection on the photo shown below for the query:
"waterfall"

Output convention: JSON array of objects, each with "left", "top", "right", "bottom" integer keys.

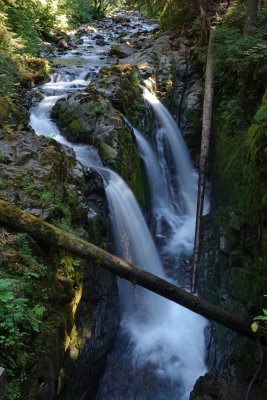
[
  {"left": 28, "top": 15, "right": 207, "bottom": 399},
  {"left": 143, "top": 88, "right": 198, "bottom": 217}
]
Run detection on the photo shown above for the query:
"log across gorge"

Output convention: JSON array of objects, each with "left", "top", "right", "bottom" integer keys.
[{"left": 0, "top": 199, "right": 264, "bottom": 344}]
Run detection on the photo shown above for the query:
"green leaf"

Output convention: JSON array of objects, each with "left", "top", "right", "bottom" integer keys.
[{"left": 253, "top": 316, "right": 267, "bottom": 321}]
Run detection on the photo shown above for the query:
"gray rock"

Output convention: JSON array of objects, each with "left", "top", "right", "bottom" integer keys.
[{"left": 110, "top": 43, "right": 134, "bottom": 58}]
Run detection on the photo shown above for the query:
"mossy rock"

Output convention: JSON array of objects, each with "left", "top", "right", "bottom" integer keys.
[
  {"left": 88, "top": 64, "right": 146, "bottom": 129},
  {"left": 99, "top": 142, "right": 117, "bottom": 164},
  {"left": 52, "top": 88, "right": 149, "bottom": 207}
]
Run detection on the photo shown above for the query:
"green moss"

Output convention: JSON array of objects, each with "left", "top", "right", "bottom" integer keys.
[
  {"left": 230, "top": 267, "right": 250, "bottom": 300},
  {"left": 99, "top": 142, "right": 117, "bottom": 163},
  {"left": 0, "top": 150, "right": 11, "bottom": 164},
  {"left": 70, "top": 120, "right": 81, "bottom": 133},
  {"left": 116, "top": 126, "right": 149, "bottom": 208}
]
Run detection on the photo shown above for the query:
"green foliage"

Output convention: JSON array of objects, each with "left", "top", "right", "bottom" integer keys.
[
  {"left": 218, "top": 96, "right": 248, "bottom": 137},
  {"left": 61, "top": 0, "right": 95, "bottom": 24},
  {"left": 125, "top": 0, "right": 196, "bottom": 28},
  {"left": 0, "top": 150, "right": 11, "bottom": 163},
  {"left": 40, "top": 190, "right": 53, "bottom": 206},
  {"left": 131, "top": 100, "right": 145, "bottom": 116},
  {"left": 125, "top": 0, "right": 161, "bottom": 18},
  {"left": 0, "top": 278, "right": 45, "bottom": 366},
  {"left": 212, "top": 5, "right": 267, "bottom": 122},
  {"left": 0, "top": 51, "right": 20, "bottom": 97},
  {"left": 251, "top": 295, "right": 267, "bottom": 335},
  {"left": 254, "top": 89, "right": 267, "bottom": 127},
  {"left": 16, "top": 233, "right": 34, "bottom": 258},
  {"left": 0, "top": 0, "right": 58, "bottom": 55},
  {"left": 160, "top": 0, "right": 194, "bottom": 30},
  {"left": 86, "top": 100, "right": 104, "bottom": 118}
]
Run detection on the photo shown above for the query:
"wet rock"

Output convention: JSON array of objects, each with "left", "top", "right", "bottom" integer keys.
[
  {"left": 58, "top": 39, "right": 69, "bottom": 50},
  {"left": 51, "top": 73, "right": 148, "bottom": 206},
  {"left": 0, "top": 125, "right": 119, "bottom": 400},
  {"left": 0, "top": 130, "right": 88, "bottom": 224},
  {"left": 51, "top": 89, "right": 125, "bottom": 155},
  {"left": 110, "top": 43, "right": 134, "bottom": 58},
  {"left": 137, "top": 62, "right": 153, "bottom": 79},
  {"left": 31, "top": 91, "right": 44, "bottom": 103},
  {"left": 88, "top": 64, "right": 146, "bottom": 126},
  {"left": 93, "top": 34, "right": 104, "bottom": 40},
  {"left": 96, "top": 39, "right": 107, "bottom": 46},
  {"left": 75, "top": 39, "right": 83, "bottom": 45},
  {"left": 113, "top": 15, "right": 125, "bottom": 23}
]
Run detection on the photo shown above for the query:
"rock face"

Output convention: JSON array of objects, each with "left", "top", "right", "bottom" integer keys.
[
  {"left": 119, "top": 19, "right": 267, "bottom": 400},
  {"left": 52, "top": 65, "right": 149, "bottom": 207},
  {"left": 0, "top": 129, "right": 118, "bottom": 400},
  {"left": 190, "top": 99, "right": 267, "bottom": 398},
  {"left": 118, "top": 31, "right": 203, "bottom": 157}
]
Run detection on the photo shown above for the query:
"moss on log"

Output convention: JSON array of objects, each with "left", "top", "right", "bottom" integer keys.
[{"left": 0, "top": 199, "right": 265, "bottom": 343}]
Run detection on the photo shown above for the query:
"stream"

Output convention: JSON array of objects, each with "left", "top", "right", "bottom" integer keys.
[{"left": 29, "top": 11, "right": 207, "bottom": 400}]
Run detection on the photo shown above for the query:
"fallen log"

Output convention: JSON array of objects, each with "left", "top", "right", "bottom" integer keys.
[{"left": 0, "top": 199, "right": 264, "bottom": 342}]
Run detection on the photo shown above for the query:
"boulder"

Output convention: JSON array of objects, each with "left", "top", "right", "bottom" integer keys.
[
  {"left": 96, "top": 39, "right": 107, "bottom": 46},
  {"left": 93, "top": 34, "right": 104, "bottom": 40},
  {"left": 58, "top": 39, "right": 69, "bottom": 50},
  {"left": 52, "top": 78, "right": 148, "bottom": 206},
  {"left": 51, "top": 88, "right": 125, "bottom": 158},
  {"left": 88, "top": 64, "right": 146, "bottom": 126},
  {"left": 110, "top": 43, "right": 134, "bottom": 58}
]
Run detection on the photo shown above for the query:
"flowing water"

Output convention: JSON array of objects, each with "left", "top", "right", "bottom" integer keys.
[{"left": 29, "top": 12, "right": 207, "bottom": 400}]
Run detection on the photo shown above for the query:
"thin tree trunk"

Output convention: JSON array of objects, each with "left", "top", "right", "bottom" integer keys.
[
  {"left": 0, "top": 199, "right": 265, "bottom": 343},
  {"left": 0, "top": 367, "right": 7, "bottom": 399},
  {"left": 191, "top": 29, "right": 214, "bottom": 293},
  {"left": 244, "top": 0, "right": 258, "bottom": 36}
]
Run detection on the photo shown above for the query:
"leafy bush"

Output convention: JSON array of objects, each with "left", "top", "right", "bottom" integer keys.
[
  {"left": 217, "top": 96, "right": 249, "bottom": 137},
  {"left": 160, "top": 0, "right": 194, "bottom": 30},
  {"left": 60, "top": 0, "right": 95, "bottom": 24},
  {"left": 211, "top": 6, "right": 267, "bottom": 127},
  {"left": 254, "top": 89, "right": 267, "bottom": 127},
  {"left": 0, "top": 278, "right": 45, "bottom": 369}
]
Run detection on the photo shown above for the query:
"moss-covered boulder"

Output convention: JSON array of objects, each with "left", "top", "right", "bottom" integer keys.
[
  {"left": 88, "top": 64, "right": 146, "bottom": 128},
  {"left": 52, "top": 84, "right": 149, "bottom": 207}
]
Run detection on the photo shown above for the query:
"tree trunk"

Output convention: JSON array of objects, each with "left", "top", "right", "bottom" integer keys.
[
  {"left": 0, "top": 367, "right": 7, "bottom": 399},
  {"left": 244, "top": 0, "right": 258, "bottom": 36},
  {"left": 0, "top": 199, "right": 265, "bottom": 343},
  {"left": 200, "top": 0, "right": 209, "bottom": 44},
  {"left": 191, "top": 30, "right": 214, "bottom": 293}
]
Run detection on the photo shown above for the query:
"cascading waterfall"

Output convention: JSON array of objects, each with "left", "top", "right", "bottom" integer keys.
[
  {"left": 143, "top": 88, "right": 198, "bottom": 217},
  {"left": 28, "top": 13, "right": 207, "bottom": 400}
]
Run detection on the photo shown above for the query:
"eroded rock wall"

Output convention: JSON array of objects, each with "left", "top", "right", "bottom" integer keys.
[{"left": 0, "top": 129, "right": 118, "bottom": 399}]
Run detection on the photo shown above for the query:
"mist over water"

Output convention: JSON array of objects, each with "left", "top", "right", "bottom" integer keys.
[{"left": 29, "top": 14, "right": 207, "bottom": 399}]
